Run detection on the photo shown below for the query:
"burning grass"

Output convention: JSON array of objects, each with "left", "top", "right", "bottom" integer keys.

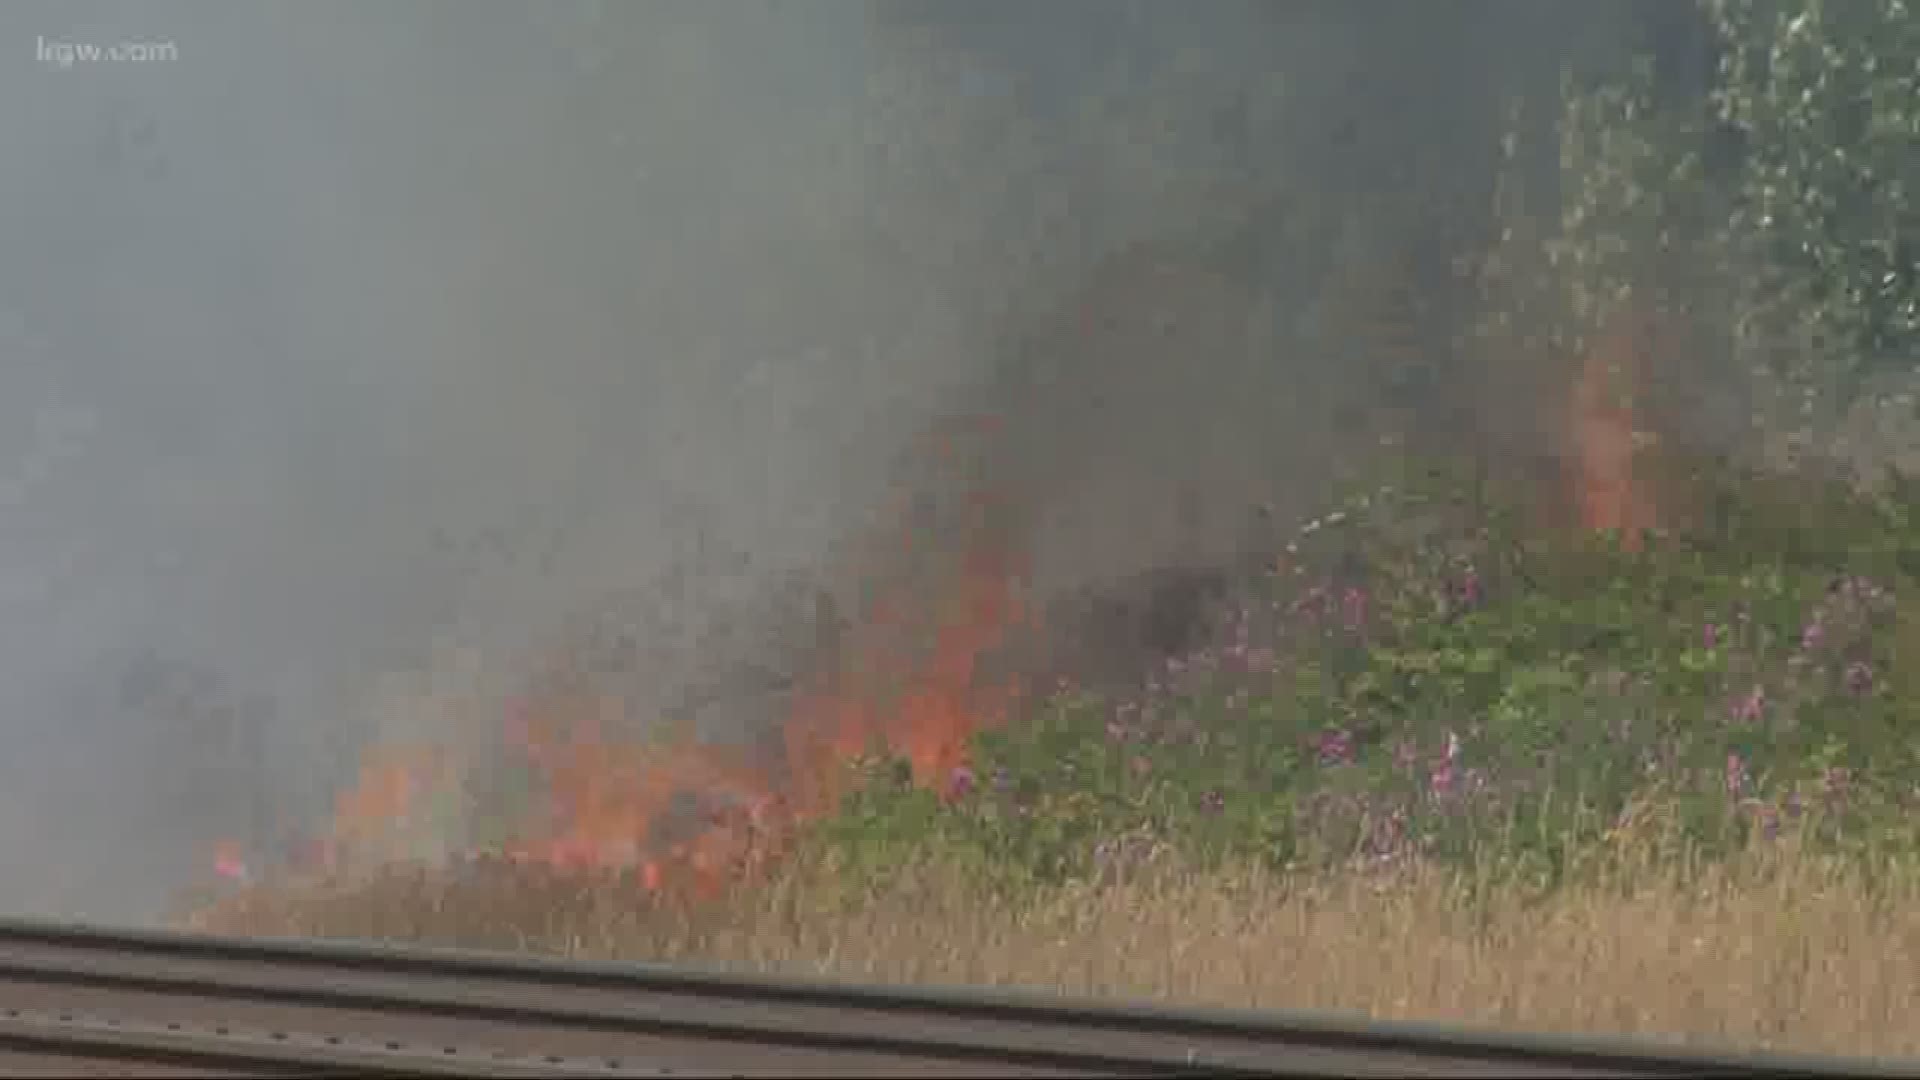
[
  {"left": 185, "top": 447, "right": 1920, "bottom": 1061},
  {"left": 186, "top": 829, "right": 1920, "bottom": 1059}
]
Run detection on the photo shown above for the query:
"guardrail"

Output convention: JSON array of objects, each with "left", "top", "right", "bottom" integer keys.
[{"left": 0, "top": 917, "right": 1909, "bottom": 1077}]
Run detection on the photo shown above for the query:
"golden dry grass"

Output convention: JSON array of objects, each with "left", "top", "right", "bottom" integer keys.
[{"left": 184, "top": 830, "right": 1920, "bottom": 1062}]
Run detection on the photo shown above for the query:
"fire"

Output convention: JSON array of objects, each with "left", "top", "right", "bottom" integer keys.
[
  {"left": 213, "top": 281, "right": 1684, "bottom": 899},
  {"left": 500, "top": 705, "right": 780, "bottom": 897},
  {"left": 211, "top": 839, "right": 249, "bottom": 883},
  {"left": 277, "top": 408, "right": 1031, "bottom": 899},
  {"left": 785, "top": 414, "right": 1029, "bottom": 815},
  {"left": 201, "top": 245, "right": 1694, "bottom": 899},
  {"left": 1571, "top": 310, "right": 1659, "bottom": 547},
  {"left": 785, "top": 488, "right": 1026, "bottom": 809},
  {"left": 320, "top": 742, "right": 460, "bottom": 873}
]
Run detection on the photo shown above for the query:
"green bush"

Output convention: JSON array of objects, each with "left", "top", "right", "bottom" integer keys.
[
  {"left": 809, "top": 457, "right": 1920, "bottom": 897},
  {"left": 805, "top": 0, "right": 1920, "bottom": 900}
]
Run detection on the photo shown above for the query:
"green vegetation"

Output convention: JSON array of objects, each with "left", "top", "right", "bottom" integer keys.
[
  {"left": 808, "top": 0, "right": 1920, "bottom": 898},
  {"left": 809, "top": 457, "right": 1920, "bottom": 894}
]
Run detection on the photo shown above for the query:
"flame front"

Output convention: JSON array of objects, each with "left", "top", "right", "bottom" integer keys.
[
  {"left": 288, "top": 409, "right": 1029, "bottom": 898},
  {"left": 786, "top": 478, "right": 1026, "bottom": 811},
  {"left": 501, "top": 705, "right": 778, "bottom": 896},
  {"left": 1571, "top": 310, "right": 1658, "bottom": 546},
  {"left": 320, "top": 743, "right": 459, "bottom": 874}
]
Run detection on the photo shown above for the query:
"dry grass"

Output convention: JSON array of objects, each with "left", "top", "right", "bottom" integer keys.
[{"left": 185, "top": 833, "right": 1920, "bottom": 1061}]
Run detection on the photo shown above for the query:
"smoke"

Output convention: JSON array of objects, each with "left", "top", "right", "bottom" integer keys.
[{"left": 0, "top": 1, "right": 1674, "bottom": 922}]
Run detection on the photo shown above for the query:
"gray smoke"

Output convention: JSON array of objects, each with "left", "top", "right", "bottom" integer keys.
[{"left": 0, "top": 0, "right": 1672, "bottom": 922}]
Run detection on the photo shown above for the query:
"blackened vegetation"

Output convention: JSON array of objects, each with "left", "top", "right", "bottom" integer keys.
[{"left": 1028, "top": 564, "right": 1240, "bottom": 695}]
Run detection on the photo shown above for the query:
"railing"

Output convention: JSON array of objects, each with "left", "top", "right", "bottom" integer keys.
[{"left": 0, "top": 917, "right": 1908, "bottom": 1078}]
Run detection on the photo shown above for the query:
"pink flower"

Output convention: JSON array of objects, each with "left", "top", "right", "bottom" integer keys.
[
  {"left": 1314, "top": 728, "right": 1354, "bottom": 766},
  {"left": 946, "top": 765, "right": 976, "bottom": 800},
  {"left": 1725, "top": 752, "right": 1749, "bottom": 798},
  {"left": 1459, "top": 569, "right": 1483, "bottom": 608},
  {"left": 1341, "top": 587, "right": 1369, "bottom": 631}
]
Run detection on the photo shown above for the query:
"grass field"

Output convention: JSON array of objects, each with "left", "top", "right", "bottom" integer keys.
[{"left": 189, "top": 826, "right": 1920, "bottom": 1059}]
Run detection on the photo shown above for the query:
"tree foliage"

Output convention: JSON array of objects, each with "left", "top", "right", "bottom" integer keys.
[
  {"left": 1711, "top": 0, "right": 1920, "bottom": 391},
  {"left": 1549, "top": 0, "right": 1920, "bottom": 418}
]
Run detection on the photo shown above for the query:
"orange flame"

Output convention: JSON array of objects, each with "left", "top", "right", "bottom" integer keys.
[
  {"left": 785, "top": 492, "right": 1025, "bottom": 811},
  {"left": 211, "top": 839, "right": 249, "bottom": 882},
  {"left": 316, "top": 742, "right": 458, "bottom": 873},
  {"left": 1571, "top": 311, "right": 1658, "bottom": 547},
  {"left": 500, "top": 706, "right": 778, "bottom": 897},
  {"left": 784, "top": 413, "right": 1027, "bottom": 817},
  {"left": 298, "top": 408, "right": 1030, "bottom": 899}
]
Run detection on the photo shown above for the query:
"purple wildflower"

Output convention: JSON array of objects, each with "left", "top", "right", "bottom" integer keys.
[
  {"left": 1341, "top": 587, "right": 1369, "bottom": 631},
  {"left": 1801, "top": 619, "right": 1825, "bottom": 651},
  {"left": 946, "top": 765, "right": 976, "bottom": 800},
  {"left": 1315, "top": 728, "right": 1354, "bottom": 766},
  {"left": 1742, "top": 798, "right": 1780, "bottom": 841},
  {"left": 1702, "top": 622, "right": 1719, "bottom": 650},
  {"left": 1459, "top": 568, "right": 1483, "bottom": 609},
  {"left": 1725, "top": 751, "right": 1749, "bottom": 798},
  {"left": 1729, "top": 685, "right": 1766, "bottom": 724}
]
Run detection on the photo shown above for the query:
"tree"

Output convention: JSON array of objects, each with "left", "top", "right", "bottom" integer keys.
[
  {"left": 1710, "top": 0, "right": 1920, "bottom": 400},
  {"left": 1480, "top": 0, "right": 1919, "bottom": 489}
]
